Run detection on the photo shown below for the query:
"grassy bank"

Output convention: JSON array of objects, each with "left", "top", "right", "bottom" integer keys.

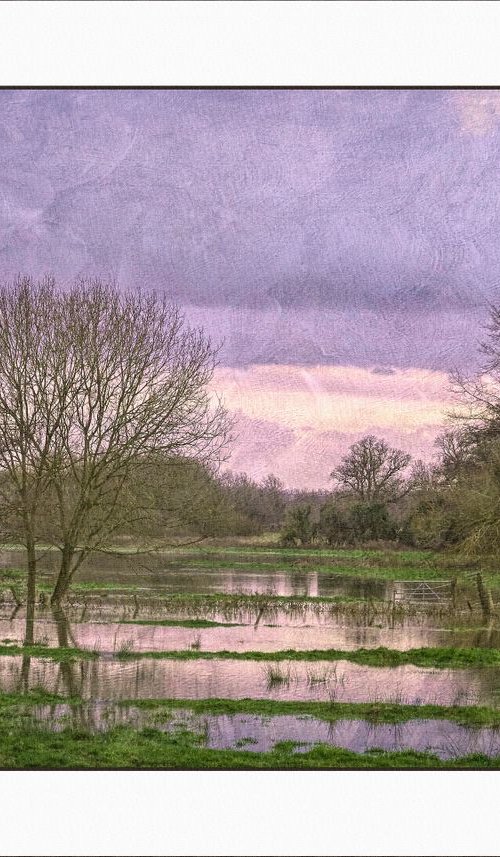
[
  {"left": 0, "top": 644, "right": 96, "bottom": 661},
  {"left": 3, "top": 690, "right": 500, "bottom": 727},
  {"left": 129, "top": 696, "right": 500, "bottom": 728},
  {"left": 3, "top": 643, "right": 500, "bottom": 668}
]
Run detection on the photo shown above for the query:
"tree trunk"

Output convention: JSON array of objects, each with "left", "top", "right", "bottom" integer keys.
[
  {"left": 50, "top": 546, "right": 74, "bottom": 606},
  {"left": 24, "top": 537, "right": 37, "bottom": 646}
]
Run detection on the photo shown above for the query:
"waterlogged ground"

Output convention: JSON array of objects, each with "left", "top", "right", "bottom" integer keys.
[
  {"left": 25, "top": 702, "right": 500, "bottom": 760},
  {"left": 1, "top": 544, "right": 500, "bottom": 767}
]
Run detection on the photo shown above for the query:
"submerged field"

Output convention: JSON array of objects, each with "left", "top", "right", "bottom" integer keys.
[{"left": 1, "top": 542, "right": 500, "bottom": 768}]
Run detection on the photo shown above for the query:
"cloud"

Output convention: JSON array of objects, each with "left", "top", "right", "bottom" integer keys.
[
  {"left": 452, "top": 91, "right": 500, "bottom": 135},
  {"left": 186, "top": 304, "right": 485, "bottom": 373},
  {"left": 0, "top": 89, "right": 496, "bottom": 375},
  {"left": 213, "top": 364, "right": 453, "bottom": 488}
]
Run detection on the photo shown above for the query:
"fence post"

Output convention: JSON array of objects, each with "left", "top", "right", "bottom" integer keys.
[
  {"left": 450, "top": 577, "right": 458, "bottom": 611},
  {"left": 476, "top": 572, "right": 494, "bottom": 622}
]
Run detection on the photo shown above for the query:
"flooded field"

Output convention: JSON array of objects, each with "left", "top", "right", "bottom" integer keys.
[{"left": 1, "top": 545, "right": 500, "bottom": 767}]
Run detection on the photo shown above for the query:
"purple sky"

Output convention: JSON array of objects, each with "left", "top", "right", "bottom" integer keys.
[{"left": 1, "top": 89, "right": 498, "bottom": 486}]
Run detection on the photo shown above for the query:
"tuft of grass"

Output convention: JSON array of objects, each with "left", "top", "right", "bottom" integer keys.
[
  {"left": 116, "top": 639, "right": 135, "bottom": 659},
  {"left": 264, "top": 663, "right": 295, "bottom": 687},
  {"left": 306, "top": 665, "right": 338, "bottom": 686}
]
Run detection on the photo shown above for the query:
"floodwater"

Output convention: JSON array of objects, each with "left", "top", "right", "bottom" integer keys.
[
  {"left": 1, "top": 548, "right": 425, "bottom": 597},
  {"left": 3, "top": 654, "right": 499, "bottom": 706},
  {"left": 1, "top": 609, "right": 500, "bottom": 652},
  {"left": 23, "top": 702, "right": 500, "bottom": 759}
]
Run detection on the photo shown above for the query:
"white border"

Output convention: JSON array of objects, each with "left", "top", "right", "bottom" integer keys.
[
  {"left": 0, "top": 1, "right": 499, "bottom": 86},
  {"left": 0, "top": 770, "right": 499, "bottom": 856}
]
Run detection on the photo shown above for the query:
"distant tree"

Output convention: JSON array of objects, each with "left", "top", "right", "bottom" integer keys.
[
  {"left": 330, "top": 435, "right": 411, "bottom": 503},
  {"left": 218, "top": 472, "right": 264, "bottom": 533},
  {"left": 318, "top": 502, "right": 353, "bottom": 546},
  {"left": 281, "top": 505, "right": 315, "bottom": 547},
  {"left": 434, "top": 429, "right": 478, "bottom": 481},
  {"left": 260, "top": 474, "right": 286, "bottom": 531},
  {"left": 349, "top": 501, "right": 394, "bottom": 542}
]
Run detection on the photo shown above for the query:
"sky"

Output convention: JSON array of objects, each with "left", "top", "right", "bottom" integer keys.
[{"left": 1, "top": 88, "right": 499, "bottom": 487}]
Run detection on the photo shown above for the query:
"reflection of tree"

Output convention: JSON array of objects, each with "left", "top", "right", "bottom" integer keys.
[
  {"left": 473, "top": 619, "right": 500, "bottom": 649},
  {"left": 51, "top": 608, "right": 96, "bottom": 731},
  {"left": 18, "top": 654, "right": 31, "bottom": 693}
]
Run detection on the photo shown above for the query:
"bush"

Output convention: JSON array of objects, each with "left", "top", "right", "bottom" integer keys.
[
  {"left": 349, "top": 502, "right": 395, "bottom": 542},
  {"left": 280, "top": 505, "right": 316, "bottom": 546},
  {"left": 318, "top": 503, "right": 354, "bottom": 546}
]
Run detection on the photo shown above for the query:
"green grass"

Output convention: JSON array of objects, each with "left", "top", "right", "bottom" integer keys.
[
  {"left": 4, "top": 690, "right": 500, "bottom": 728},
  {"left": 113, "top": 646, "right": 500, "bottom": 668},
  {"left": 0, "top": 689, "right": 82, "bottom": 707},
  {"left": 0, "top": 690, "right": 499, "bottom": 767},
  {"left": 128, "top": 696, "right": 500, "bottom": 727},
  {"left": 4, "top": 643, "right": 500, "bottom": 669},
  {"left": 0, "top": 644, "right": 96, "bottom": 662}
]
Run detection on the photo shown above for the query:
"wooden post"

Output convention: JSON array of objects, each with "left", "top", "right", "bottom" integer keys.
[
  {"left": 450, "top": 577, "right": 458, "bottom": 611},
  {"left": 476, "top": 572, "right": 495, "bottom": 621}
]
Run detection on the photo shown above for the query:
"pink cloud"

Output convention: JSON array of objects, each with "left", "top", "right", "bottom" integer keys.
[
  {"left": 451, "top": 91, "right": 500, "bottom": 135},
  {"left": 211, "top": 364, "right": 454, "bottom": 489}
]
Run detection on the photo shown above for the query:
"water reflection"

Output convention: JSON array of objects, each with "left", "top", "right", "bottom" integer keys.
[
  {"left": 2, "top": 607, "right": 500, "bottom": 654},
  {"left": 2, "top": 654, "right": 499, "bottom": 706},
  {"left": 0, "top": 549, "right": 392, "bottom": 598}
]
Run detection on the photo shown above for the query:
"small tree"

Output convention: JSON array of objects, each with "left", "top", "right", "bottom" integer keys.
[
  {"left": 281, "top": 505, "right": 315, "bottom": 546},
  {"left": 318, "top": 502, "right": 353, "bottom": 546},
  {"left": 330, "top": 435, "right": 411, "bottom": 504}
]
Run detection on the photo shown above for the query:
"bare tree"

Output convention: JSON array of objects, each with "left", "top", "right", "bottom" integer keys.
[
  {"left": 450, "top": 304, "right": 500, "bottom": 441},
  {"left": 0, "top": 278, "right": 74, "bottom": 641},
  {"left": 434, "top": 428, "right": 478, "bottom": 480},
  {"left": 330, "top": 434, "right": 411, "bottom": 503},
  {"left": 0, "top": 277, "right": 231, "bottom": 625}
]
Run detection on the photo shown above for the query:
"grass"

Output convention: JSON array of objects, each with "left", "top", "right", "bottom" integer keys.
[
  {"left": 0, "top": 690, "right": 500, "bottom": 767},
  {"left": 3, "top": 690, "right": 500, "bottom": 728},
  {"left": 100, "top": 646, "right": 500, "bottom": 669},
  {"left": 265, "top": 663, "right": 293, "bottom": 686},
  {"left": 5, "top": 643, "right": 500, "bottom": 669},
  {"left": 0, "top": 644, "right": 96, "bottom": 662},
  {"left": 135, "top": 593, "right": 378, "bottom": 612},
  {"left": 128, "top": 696, "right": 500, "bottom": 727}
]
